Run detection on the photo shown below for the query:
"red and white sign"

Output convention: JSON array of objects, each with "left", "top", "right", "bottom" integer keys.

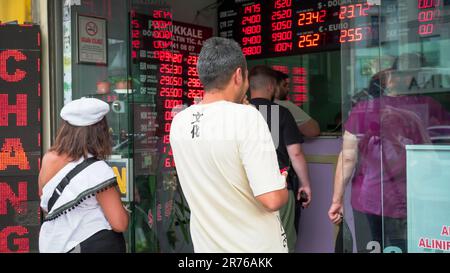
[
  {"left": 0, "top": 25, "right": 41, "bottom": 253},
  {"left": 78, "top": 15, "right": 107, "bottom": 64}
]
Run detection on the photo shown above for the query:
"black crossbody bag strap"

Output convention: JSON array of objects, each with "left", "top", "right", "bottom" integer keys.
[{"left": 47, "top": 157, "right": 99, "bottom": 212}]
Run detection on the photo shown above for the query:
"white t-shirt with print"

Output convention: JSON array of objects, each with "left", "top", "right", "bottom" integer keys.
[{"left": 170, "top": 100, "right": 288, "bottom": 253}]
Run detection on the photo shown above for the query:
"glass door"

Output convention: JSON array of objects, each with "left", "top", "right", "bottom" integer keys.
[
  {"left": 61, "top": 0, "right": 134, "bottom": 251},
  {"left": 340, "top": 0, "right": 450, "bottom": 253}
]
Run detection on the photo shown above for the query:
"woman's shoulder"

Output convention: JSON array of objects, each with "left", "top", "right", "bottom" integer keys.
[
  {"left": 39, "top": 152, "right": 72, "bottom": 192},
  {"left": 41, "top": 151, "right": 74, "bottom": 172},
  {"left": 42, "top": 151, "right": 62, "bottom": 164}
]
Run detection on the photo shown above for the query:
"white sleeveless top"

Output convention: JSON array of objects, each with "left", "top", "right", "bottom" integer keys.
[{"left": 39, "top": 156, "right": 117, "bottom": 253}]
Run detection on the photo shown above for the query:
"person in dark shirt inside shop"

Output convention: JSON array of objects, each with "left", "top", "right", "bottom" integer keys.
[{"left": 249, "top": 65, "right": 312, "bottom": 252}]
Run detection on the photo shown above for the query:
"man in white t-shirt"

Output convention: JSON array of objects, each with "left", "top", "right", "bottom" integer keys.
[{"left": 170, "top": 37, "right": 289, "bottom": 253}]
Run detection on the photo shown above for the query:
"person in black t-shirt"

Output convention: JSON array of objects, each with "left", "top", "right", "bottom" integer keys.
[{"left": 249, "top": 65, "right": 312, "bottom": 252}]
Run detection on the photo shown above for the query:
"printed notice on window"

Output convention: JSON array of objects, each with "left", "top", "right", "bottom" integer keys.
[{"left": 77, "top": 15, "right": 107, "bottom": 65}]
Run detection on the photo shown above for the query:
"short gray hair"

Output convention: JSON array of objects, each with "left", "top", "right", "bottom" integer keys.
[{"left": 197, "top": 37, "right": 247, "bottom": 91}]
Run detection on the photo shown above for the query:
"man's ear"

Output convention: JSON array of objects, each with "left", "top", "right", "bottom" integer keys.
[
  {"left": 268, "top": 82, "right": 275, "bottom": 94},
  {"left": 235, "top": 67, "right": 243, "bottom": 85}
]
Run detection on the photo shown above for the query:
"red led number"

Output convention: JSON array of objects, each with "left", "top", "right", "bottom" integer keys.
[
  {"left": 339, "top": 3, "right": 373, "bottom": 19},
  {"left": 272, "top": 9, "right": 292, "bottom": 21},
  {"left": 187, "top": 55, "right": 198, "bottom": 65},
  {"left": 160, "top": 64, "right": 182, "bottom": 75},
  {"left": 274, "top": 42, "right": 293, "bottom": 52},
  {"left": 418, "top": 10, "right": 437, "bottom": 22},
  {"left": 242, "top": 14, "right": 261, "bottom": 25},
  {"left": 340, "top": 28, "right": 364, "bottom": 43},
  {"left": 132, "top": 30, "right": 140, "bottom": 39},
  {"left": 298, "top": 34, "right": 320, "bottom": 48},
  {"left": 154, "top": 51, "right": 183, "bottom": 63},
  {"left": 152, "top": 30, "right": 172, "bottom": 39},
  {"left": 418, "top": 0, "right": 440, "bottom": 8},
  {"left": 272, "top": 31, "right": 292, "bottom": 42},
  {"left": 187, "top": 89, "right": 204, "bottom": 99},
  {"left": 187, "top": 67, "right": 198, "bottom": 77},
  {"left": 152, "top": 20, "right": 172, "bottom": 29},
  {"left": 163, "top": 134, "right": 170, "bottom": 144},
  {"left": 275, "top": 0, "right": 292, "bottom": 9},
  {"left": 242, "top": 46, "right": 262, "bottom": 56},
  {"left": 244, "top": 4, "right": 261, "bottom": 14},
  {"left": 417, "top": 0, "right": 440, "bottom": 36},
  {"left": 187, "top": 78, "right": 202, "bottom": 88},
  {"left": 242, "top": 25, "right": 262, "bottom": 35},
  {"left": 153, "top": 10, "right": 172, "bottom": 20},
  {"left": 164, "top": 123, "right": 171, "bottom": 133},
  {"left": 298, "top": 10, "right": 326, "bottom": 26},
  {"left": 244, "top": 3, "right": 261, "bottom": 14},
  {"left": 160, "top": 76, "right": 182, "bottom": 86},
  {"left": 242, "top": 35, "right": 261, "bottom": 46},
  {"left": 131, "top": 19, "right": 140, "bottom": 29},
  {"left": 164, "top": 157, "right": 175, "bottom": 168},
  {"left": 164, "top": 111, "right": 174, "bottom": 121},
  {"left": 271, "top": 20, "right": 292, "bottom": 31},
  {"left": 164, "top": 99, "right": 183, "bottom": 109},
  {"left": 160, "top": 87, "right": 182, "bottom": 98},
  {"left": 419, "top": 24, "right": 434, "bottom": 35}
]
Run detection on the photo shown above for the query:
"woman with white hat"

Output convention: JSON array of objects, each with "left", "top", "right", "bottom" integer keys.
[{"left": 38, "top": 97, "right": 129, "bottom": 253}]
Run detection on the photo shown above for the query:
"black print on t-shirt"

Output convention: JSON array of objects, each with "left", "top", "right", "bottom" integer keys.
[{"left": 191, "top": 112, "right": 203, "bottom": 139}]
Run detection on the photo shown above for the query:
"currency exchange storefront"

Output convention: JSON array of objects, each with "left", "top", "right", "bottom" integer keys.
[{"left": 2, "top": 0, "right": 449, "bottom": 253}]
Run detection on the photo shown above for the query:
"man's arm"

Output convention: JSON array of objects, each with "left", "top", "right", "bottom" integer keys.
[
  {"left": 256, "top": 171, "right": 289, "bottom": 212},
  {"left": 287, "top": 143, "right": 312, "bottom": 207},
  {"left": 298, "top": 118, "right": 320, "bottom": 137},
  {"left": 328, "top": 131, "right": 358, "bottom": 224},
  {"left": 239, "top": 107, "right": 289, "bottom": 212}
]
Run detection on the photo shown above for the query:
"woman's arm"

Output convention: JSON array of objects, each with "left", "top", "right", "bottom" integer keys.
[{"left": 96, "top": 186, "right": 129, "bottom": 232}]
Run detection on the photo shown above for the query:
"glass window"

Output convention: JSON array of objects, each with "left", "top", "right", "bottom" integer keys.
[
  {"left": 248, "top": 51, "right": 342, "bottom": 135},
  {"left": 61, "top": 0, "right": 134, "bottom": 250},
  {"left": 339, "top": 0, "right": 450, "bottom": 253}
]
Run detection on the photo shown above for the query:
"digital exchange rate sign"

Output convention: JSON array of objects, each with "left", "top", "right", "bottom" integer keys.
[{"left": 0, "top": 25, "right": 41, "bottom": 253}]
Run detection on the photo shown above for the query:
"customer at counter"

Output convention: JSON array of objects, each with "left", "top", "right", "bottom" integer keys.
[{"left": 273, "top": 70, "right": 320, "bottom": 137}]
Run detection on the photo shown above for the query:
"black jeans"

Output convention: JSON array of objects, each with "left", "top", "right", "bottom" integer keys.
[{"left": 68, "top": 229, "right": 126, "bottom": 253}]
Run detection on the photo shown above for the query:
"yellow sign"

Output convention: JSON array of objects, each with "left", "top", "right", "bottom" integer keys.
[
  {"left": 0, "top": 0, "right": 32, "bottom": 24},
  {"left": 108, "top": 159, "right": 131, "bottom": 202},
  {"left": 112, "top": 165, "right": 127, "bottom": 195}
]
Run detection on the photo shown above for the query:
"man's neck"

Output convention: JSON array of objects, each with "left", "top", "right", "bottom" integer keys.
[
  {"left": 201, "top": 89, "right": 234, "bottom": 104},
  {"left": 250, "top": 90, "right": 272, "bottom": 101}
]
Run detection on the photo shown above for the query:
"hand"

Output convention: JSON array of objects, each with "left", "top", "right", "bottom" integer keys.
[
  {"left": 328, "top": 202, "right": 344, "bottom": 225},
  {"left": 241, "top": 94, "right": 250, "bottom": 105},
  {"left": 281, "top": 170, "right": 289, "bottom": 188},
  {"left": 297, "top": 185, "right": 311, "bottom": 208}
]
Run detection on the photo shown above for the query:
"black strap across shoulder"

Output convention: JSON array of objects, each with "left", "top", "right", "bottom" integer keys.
[{"left": 47, "top": 157, "right": 99, "bottom": 212}]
